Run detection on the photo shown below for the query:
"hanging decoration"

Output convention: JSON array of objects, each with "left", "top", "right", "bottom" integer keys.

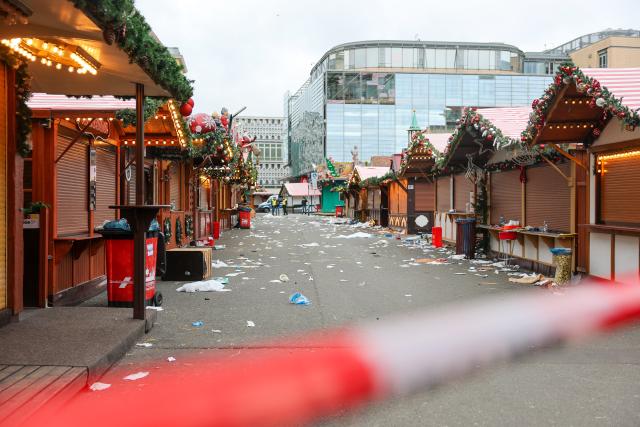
[
  {"left": 175, "top": 218, "right": 183, "bottom": 246},
  {"left": 0, "top": 44, "right": 32, "bottom": 157},
  {"left": 163, "top": 218, "right": 172, "bottom": 243},
  {"left": 184, "top": 214, "right": 194, "bottom": 240},
  {"left": 115, "top": 97, "right": 165, "bottom": 127},
  {"left": 520, "top": 62, "right": 640, "bottom": 146},
  {"left": 180, "top": 98, "right": 194, "bottom": 117}
]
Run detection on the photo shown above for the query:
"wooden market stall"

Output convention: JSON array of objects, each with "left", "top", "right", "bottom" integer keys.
[
  {"left": 0, "top": 0, "right": 193, "bottom": 322},
  {"left": 346, "top": 165, "right": 390, "bottom": 224},
  {"left": 280, "top": 182, "right": 321, "bottom": 213},
  {"left": 398, "top": 131, "right": 439, "bottom": 234},
  {"left": 25, "top": 96, "right": 194, "bottom": 305},
  {"left": 434, "top": 107, "right": 578, "bottom": 273},
  {"left": 520, "top": 66, "right": 640, "bottom": 282}
]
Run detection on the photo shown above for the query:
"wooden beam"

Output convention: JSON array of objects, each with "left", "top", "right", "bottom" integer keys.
[
  {"left": 549, "top": 143, "right": 588, "bottom": 171},
  {"left": 54, "top": 118, "right": 95, "bottom": 163}
]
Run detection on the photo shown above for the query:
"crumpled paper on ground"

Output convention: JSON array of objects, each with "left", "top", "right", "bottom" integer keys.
[{"left": 176, "top": 279, "right": 230, "bottom": 293}]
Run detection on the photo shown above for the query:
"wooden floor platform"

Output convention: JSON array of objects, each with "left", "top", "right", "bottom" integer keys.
[{"left": 0, "top": 365, "right": 87, "bottom": 426}]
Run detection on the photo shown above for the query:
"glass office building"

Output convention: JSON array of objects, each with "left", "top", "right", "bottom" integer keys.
[{"left": 285, "top": 40, "right": 562, "bottom": 176}]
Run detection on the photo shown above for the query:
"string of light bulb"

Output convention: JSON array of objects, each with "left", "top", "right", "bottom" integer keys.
[{"left": 1, "top": 37, "right": 100, "bottom": 75}]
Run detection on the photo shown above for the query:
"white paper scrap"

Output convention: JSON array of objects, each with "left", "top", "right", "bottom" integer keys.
[
  {"left": 89, "top": 382, "right": 111, "bottom": 391},
  {"left": 123, "top": 372, "right": 149, "bottom": 381}
]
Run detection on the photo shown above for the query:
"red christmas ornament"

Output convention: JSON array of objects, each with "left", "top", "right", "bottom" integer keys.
[
  {"left": 220, "top": 115, "right": 229, "bottom": 128},
  {"left": 179, "top": 103, "right": 193, "bottom": 117},
  {"left": 486, "top": 134, "right": 494, "bottom": 142},
  {"left": 186, "top": 98, "right": 194, "bottom": 107},
  {"left": 188, "top": 113, "right": 217, "bottom": 134},
  {"left": 593, "top": 128, "right": 601, "bottom": 137}
]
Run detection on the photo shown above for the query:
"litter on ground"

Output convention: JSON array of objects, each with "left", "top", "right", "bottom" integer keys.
[
  {"left": 89, "top": 382, "right": 111, "bottom": 391},
  {"left": 246, "top": 320, "right": 255, "bottom": 327},
  {"left": 289, "top": 292, "right": 311, "bottom": 305},
  {"left": 176, "top": 279, "right": 229, "bottom": 293},
  {"left": 123, "top": 372, "right": 149, "bottom": 381}
]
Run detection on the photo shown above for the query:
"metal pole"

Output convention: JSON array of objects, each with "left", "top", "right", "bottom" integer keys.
[{"left": 133, "top": 83, "right": 146, "bottom": 320}]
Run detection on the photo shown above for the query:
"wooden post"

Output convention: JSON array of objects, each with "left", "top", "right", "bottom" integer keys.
[{"left": 133, "top": 83, "right": 146, "bottom": 320}]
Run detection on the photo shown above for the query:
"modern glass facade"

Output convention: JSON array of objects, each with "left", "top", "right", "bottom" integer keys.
[
  {"left": 286, "top": 40, "right": 559, "bottom": 174},
  {"left": 325, "top": 72, "right": 551, "bottom": 161}
]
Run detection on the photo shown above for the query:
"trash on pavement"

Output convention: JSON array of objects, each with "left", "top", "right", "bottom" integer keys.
[
  {"left": 246, "top": 320, "right": 255, "bottom": 327},
  {"left": 213, "top": 245, "right": 226, "bottom": 250},
  {"left": 146, "top": 306, "right": 163, "bottom": 311},
  {"left": 334, "top": 232, "right": 372, "bottom": 239},
  {"left": 176, "top": 279, "right": 229, "bottom": 293},
  {"left": 299, "top": 242, "right": 320, "bottom": 247},
  {"left": 450, "top": 254, "right": 466, "bottom": 260},
  {"left": 212, "top": 329, "right": 222, "bottom": 333},
  {"left": 192, "top": 321, "right": 204, "bottom": 327},
  {"left": 212, "top": 260, "right": 229, "bottom": 268},
  {"left": 279, "top": 274, "right": 290, "bottom": 282},
  {"left": 89, "top": 382, "right": 111, "bottom": 391},
  {"left": 167, "top": 356, "right": 176, "bottom": 362},
  {"left": 509, "top": 273, "right": 544, "bottom": 284},
  {"left": 123, "top": 372, "right": 149, "bottom": 381},
  {"left": 289, "top": 292, "right": 311, "bottom": 305},
  {"left": 135, "top": 342, "right": 153, "bottom": 348},
  {"left": 225, "top": 272, "right": 244, "bottom": 277}
]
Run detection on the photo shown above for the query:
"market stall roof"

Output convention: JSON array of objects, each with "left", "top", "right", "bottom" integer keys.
[
  {"left": 0, "top": 0, "right": 192, "bottom": 99},
  {"left": 354, "top": 166, "right": 390, "bottom": 181},
  {"left": 436, "top": 105, "right": 532, "bottom": 173},
  {"left": 282, "top": 183, "right": 321, "bottom": 197},
  {"left": 475, "top": 107, "right": 531, "bottom": 139},
  {"left": 420, "top": 133, "right": 450, "bottom": 153},
  {"left": 27, "top": 94, "right": 187, "bottom": 150},
  {"left": 522, "top": 66, "right": 640, "bottom": 150},
  {"left": 399, "top": 131, "right": 437, "bottom": 178},
  {"left": 27, "top": 93, "right": 134, "bottom": 110}
]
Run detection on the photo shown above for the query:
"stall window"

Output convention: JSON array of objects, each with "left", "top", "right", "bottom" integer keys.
[
  {"left": 490, "top": 169, "right": 521, "bottom": 225},
  {"left": 598, "top": 150, "right": 640, "bottom": 226},
  {"left": 57, "top": 130, "right": 88, "bottom": 236},
  {"left": 525, "top": 162, "right": 570, "bottom": 231},
  {"left": 414, "top": 180, "right": 435, "bottom": 211},
  {"left": 94, "top": 145, "right": 117, "bottom": 226},
  {"left": 453, "top": 174, "right": 475, "bottom": 212},
  {"left": 436, "top": 176, "right": 450, "bottom": 212}
]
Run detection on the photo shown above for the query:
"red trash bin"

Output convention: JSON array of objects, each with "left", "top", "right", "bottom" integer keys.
[
  {"left": 239, "top": 211, "right": 251, "bottom": 229},
  {"left": 432, "top": 226, "right": 443, "bottom": 248},
  {"left": 213, "top": 221, "right": 220, "bottom": 239},
  {"left": 335, "top": 206, "right": 344, "bottom": 217},
  {"left": 104, "top": 233, "right": 159, "bottom": 307}
]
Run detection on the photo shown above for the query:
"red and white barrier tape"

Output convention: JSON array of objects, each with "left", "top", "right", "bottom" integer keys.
[{"left": 25, "top": 281, "right": 640, "bottom": 427}]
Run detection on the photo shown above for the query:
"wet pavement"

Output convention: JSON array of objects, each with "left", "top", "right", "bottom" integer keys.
[{"left": 87, "top": 214, "right": 640, "bottom": 427}]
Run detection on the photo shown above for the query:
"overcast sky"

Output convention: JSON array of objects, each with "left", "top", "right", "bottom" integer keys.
[{"left": 137, "top": 0, "right": 640, "bottom": 117}]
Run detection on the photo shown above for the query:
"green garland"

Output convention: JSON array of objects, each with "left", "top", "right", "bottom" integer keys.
[
  {"left": 115, "top": 97, "right": 166, "bottom": 127},
  {"left": 175, "top": 217, "right": 183, "bottom": 246},
  {"left": 0, "top": 45, "right": 32, "bottom": 157},
  {"left": 521, "top": 62, "right": 640, "bottom": 145},
  {"left": 163, "top": 217, "right": 172, "bottom": 243},
  {"left": 359, "top": 170, "right": 397, "bottom": 188},
  {"left": 70, "top": 0, "right": 193, "bottom": 102},
  {"left": 184, "top": 215, "right": 193, "bottom": 240}
]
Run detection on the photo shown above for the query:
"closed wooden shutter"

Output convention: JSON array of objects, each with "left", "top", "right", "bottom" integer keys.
[
  {"left": 397, "top": 179, "right": 407, "bottom": 214},
  {"left": 128, "top": 163, "right": 136, "bottom": 205},
  {"left": 414, "top": 180, "right": 435, "bottom": 211},
  {"left": 94, "top": 147, "right": 116, "bottom": 226},
  {"left": 436, "top": 176, "right": 450, "bottom": 212},
  {"left": 169, "top": 162, "right": 181, "bottom": 210},
  {"left": 57, "top": 130, "right": 88, "bottom": 236},
  {"left": 454, "top": 173, "right": 475, "bottom": 211},
  {"left": 600, "top": 154, "right": 640, "bottom": 225},
  {"left": 525, "top": 162, "right": 570, "bottom": 232},
  {"left": 368, "top": 189, "right": 375, "bottom": 210},
  {"left": 490, "top": 169, "right": 522, "bottom": 225},
  {"left": 0, "top": 64, "right": 7, "bottom": 310}
]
